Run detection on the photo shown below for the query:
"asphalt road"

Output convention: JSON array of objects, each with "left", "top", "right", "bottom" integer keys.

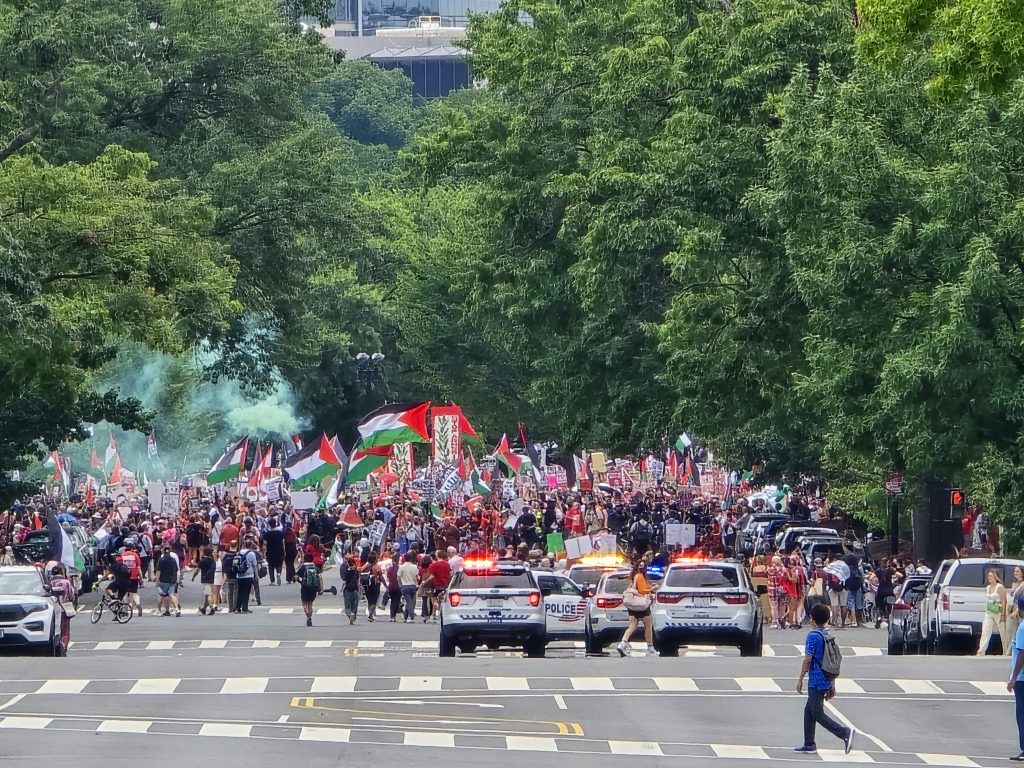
[{"left": 0, "top": 578, "right": 1015, "bottom": 768}]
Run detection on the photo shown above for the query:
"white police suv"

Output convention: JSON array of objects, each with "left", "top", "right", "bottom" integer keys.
[
  {"left": 439, "top": 560, "right": 547, "bottom": 657},
  {"left": 652, "top": 558, "right": 764, "bottom": 657},
  {"left": 0, "top": 566, "right": 62, "bottom": 656}
]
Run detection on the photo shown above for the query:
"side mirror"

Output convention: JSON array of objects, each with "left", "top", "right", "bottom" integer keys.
[
  {"left": 42, "top": 584, "right": 52, "bottom": 594},
  {"left": 756, "top": 584, "right": 768, "bottom": 595},
  {"left": 932, "top": 584, "right": 941, "bottom": 594},
  {"left": 583, "top": 587, "right": 596, "bottom": 599}
]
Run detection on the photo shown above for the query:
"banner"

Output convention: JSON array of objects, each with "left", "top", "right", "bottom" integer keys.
[
  {"left": 431, "top": 406, "right": 462, "bottom": 466},
  {"left": 390, "top": 443, "right": 414, "bottom": 485}
]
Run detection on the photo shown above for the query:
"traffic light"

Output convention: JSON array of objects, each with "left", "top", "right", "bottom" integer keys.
[{"left": 949, "top": 488, "right": 966, "bottom": 519}]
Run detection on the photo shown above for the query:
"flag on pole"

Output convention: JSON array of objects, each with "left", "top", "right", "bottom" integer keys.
[
  {"left": 344, "top": 443, "right": 391, "bottom": 486},
  {"left": 247, "top": 443, "right": 265, "bottom": 488},
  {"left": 109, "top": 454, "right": 124, "bottom": 486},
  {"left": 207, "top": 438, "right": 248, "bottom": 485},
  {"left": 284, "top": 434, "right": 342, "bottom": 490},
  {"left": 45, "top": 507, "right": 77, "bottom": 571},
  {"left": 494, "top": 434, "right": 523, "bottom": 474},
  {"left": 105, "top": 434, "right": 118, "bottom": 472},
  {"left": 89, "top": 445, "right": 105, "bottom": 480},
  {"left": 675, "top": 434, "right": 692, "bottom": 451},
  {"left": 357, "top": 402, "right": 431, "bottom": 450},
  {"left": 458, "top": 407, "right": 479, "bottom": 439}
]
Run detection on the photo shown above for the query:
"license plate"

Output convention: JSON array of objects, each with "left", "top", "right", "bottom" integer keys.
[
  {"left": 487, "top": 600, "right": 502, "bottom": 608},
  {"left": 689, "top": 597, "right": 713, "bottom": 608},
  {"left": 608, "top": 611, "right": 628, "bottom": 621}
]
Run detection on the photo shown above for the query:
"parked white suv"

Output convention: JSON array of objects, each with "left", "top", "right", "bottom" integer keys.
[
  {"left": 918, "top": 557, "right": 1024, "bottom": 654},
  {"left": 0, "top": 566, "right": 61, "bottom": 656}
]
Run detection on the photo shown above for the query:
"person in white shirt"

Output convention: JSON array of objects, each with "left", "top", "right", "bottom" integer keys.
[
  {"left": 397, "top": 554, "right": 420, "bottom": 623},
  {"left": 447, "top": 547, "right": 464, "bottom": 573}
]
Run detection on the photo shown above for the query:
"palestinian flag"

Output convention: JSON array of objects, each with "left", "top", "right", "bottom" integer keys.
[
  {"left": 494, "top": 433, "right": 522, "bottom": 474},
  {"left": 675, "top": 433, "right": 692, "bottom": 452},
  {"left": 247, "top": 443, "right": 265, "bottom": 488},
  {"left": 104, "top": 434, "right": 118, "bottom": 472},
  {"left": 357, "top": 401, "right": 430, "bottom": 450},
  {"left": 465, "top": 450, "right": 490, "bottom": 495},
  {"left": 343, "top": 443, "right": 391, "bottom": 486},
  {"left": 208, "top": 437, "right": 248, "bottom": 485},
  {"left": 89, "top": 446, "right": 105, "bottom": 480},
  {"left": 284, "top": 434, "right": 341, "bottom": 490}
]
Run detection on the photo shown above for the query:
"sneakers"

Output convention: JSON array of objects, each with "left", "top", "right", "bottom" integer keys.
[
  {"left": 306, "top": 617, "right": 312, "bottom": 627},
  {"left": 616, "top": 641, "right": 629, "bottom": 657},
  {"left": 647, "top": 645, "right": 657, "bottom": 655},
  {"left": 845, "top": 727, "right": 856, "bottom": 754},
  {"left": 1010, "top": 753, "right": 1024, "bottom": 761},
  {"left": 199, "top": 606, "right": 207, "bottom": 615},
  {"left": 175, "top": 610, "right": 181, "bottom": 617},
  {"left": 793, "top": 745, "right": 817, "bottom": 753},
  {"left": 161, "top": 610, "right": 171, "bottom": 617}
]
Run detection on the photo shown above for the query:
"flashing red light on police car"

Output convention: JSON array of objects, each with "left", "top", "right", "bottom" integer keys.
[
  {"left": 463, "top": 559, "right": 498, "bottom": 574},
  {"left": 673, "top": 555, "right": 709, "bottom": 563},
  {"left": 449, "top": 592, "right": 461, "bottom": 607},
  {"left": 528, "top": 591, "right": 541, "bottom": 607}
]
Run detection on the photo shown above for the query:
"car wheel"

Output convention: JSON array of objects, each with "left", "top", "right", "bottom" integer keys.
[
  {"left": 524, "top": 638, "right": 546, "bottom": 658},
  {"left": 485, "top": 642, "right": 501, "bottom": 651},
  {"left": 439, "top": 634, "right": 457, "bottom": 657},
  {"left": 658, "top": 644, "right": 680, "bottom": 657},
  {"left": 49, "top": 629, "right": 63, "bottom": 657},
  {"left": 458, "top": 643, "right": 477, "bottom": 654},
  {"left": 887, "top": 636, "right": 904, "bottom": 655},
  {"left": 584, "top": 629, "right": 603, "bottom": 656},
  {"left": 740, "top": 628, "right": 763, "bottom": 657}
]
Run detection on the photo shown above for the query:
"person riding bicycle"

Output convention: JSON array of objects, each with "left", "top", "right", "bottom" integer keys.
[{"left": 107, "top": 553, "right": 132, "bottom": 601}]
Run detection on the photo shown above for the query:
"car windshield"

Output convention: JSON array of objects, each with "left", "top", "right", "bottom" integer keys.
[
  {"left": 568, "top": 567, "right": 617, "bottom": 585},
  {"left": 666, "top": 566, "right": 739, "bottom": 589},
  {"left": 601, "top": 574, "right": 631, "bottom": 594},
  {"left": 0, "top": 571, "right": 45, "bottom": 596},
  {"left": 455, "top": 573, "right": 532, "bottom": 590}
]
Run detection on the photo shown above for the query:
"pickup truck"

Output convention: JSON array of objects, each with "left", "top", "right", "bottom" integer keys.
[{"left": 918, "top": 557, "right": 1024, "bottom": 654}]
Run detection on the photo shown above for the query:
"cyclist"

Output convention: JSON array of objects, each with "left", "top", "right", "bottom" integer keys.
[{"left": 116, "top": 543, "right": 143, "bottom": 617}]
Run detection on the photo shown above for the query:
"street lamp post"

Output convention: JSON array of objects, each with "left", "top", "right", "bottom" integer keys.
[{"left": 355, "top": 352, "right": 386, "bottom": 392}]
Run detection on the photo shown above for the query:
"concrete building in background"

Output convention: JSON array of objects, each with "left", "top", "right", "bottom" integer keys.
[{"left": 317, "top": 3, "right": 502, "bottom": 97}]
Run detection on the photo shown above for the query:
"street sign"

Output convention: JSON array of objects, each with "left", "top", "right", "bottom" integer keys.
[{"left": 885, "top": 472, "right": 903, "bottom": 495}]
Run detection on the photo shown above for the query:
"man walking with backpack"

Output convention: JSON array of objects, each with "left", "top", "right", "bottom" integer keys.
[{"left": 795, "top": 602, "right": 855, "bottom": 754}]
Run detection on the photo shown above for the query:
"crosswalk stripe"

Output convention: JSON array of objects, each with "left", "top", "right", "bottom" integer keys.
[
  {"left": 404, "top": 732, "right": 456, "bottom": 747},
  {"left": 148, "top": 640, "right": 175, "bottom": 650},
  {"left": 129, "top": 678, "right": 179, "bottom": 695},
  {"left": 486, "top": 677, "right": 530, "bottom": 690},
  {"left": 199, "top": 723, "right": 251, "bottom": 738},
  {"left": 735, "top": 677, "right": 781, "bottom": 692},
  {"left": 220, "top": 677, "right": 268, "bottom": 694},
  {"left": 411, "top": 640, "right": 437, "bottom": 649},
  {"left": 505, "top": 736, "right": 558, "bottom": 751},
  {"left": 818, "top": 748, "right": 873, "bottom": 762},
  {"left": 608, "top": 740, "right": 664, "bottom": 756},
  {"left": 252, "top": 640, "right": 279, "bottom": 649},
  {"left": 853, "top": 647, "right": 883, "bottom": 656},
  {"left": 0, "top": 717, "right": 51, "bottom": 729},
  {"left": 310, "top": 676, "right": 357, "bottom": 693},
  {"left": 94, "top": 641, "right": 123, "bottom": 651},
  {"left": 268, "top": 608, "right": 293, "bottom": 614},
  {"left": 570, "top": 677, "right": 614, "bottom": 690},
  {"left": 398, "top": 677, "right": 442, "bottom": 691},
  {"left": 969, "top": 681, "right": 1007, "bottom": 695},
  {"left": 36, "top": 679, "right": 88, "bottom": 694},
  {"left": 917, "top": 754, "right": 979, "bottom": 767},
  {"left": 653, "top": 677, "right": 699, "bottom": 691},
  {"left": 97, "top": 719, "right": 151, "bottom": 733},
  {"left": 300, "top": 726, "right": 351, "bottom": 742},
  {"left": 306, "top": 640, "right": 334, "bottom": 648},
  {"left": 315, "top": 608, "right": 342, "bottom": 615},
  {"left": 894, "top": 679, "right": 943, "bottom": 694},
  {"left": 358, "top": 640, "right": 386, "bottom": 648},
  {"left": 199, "top": 640, "right": 227, "bottom": 649},
  {"left": 712, "top": 744, "right": 769, "bottom": 759},
  {"left": 834, "top": 679, "right": 865, "bottom": 694}
]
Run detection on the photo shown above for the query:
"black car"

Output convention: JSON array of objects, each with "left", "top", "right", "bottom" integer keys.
[{"left": 886, "top": 576, "right": 932, "bottom": 655}]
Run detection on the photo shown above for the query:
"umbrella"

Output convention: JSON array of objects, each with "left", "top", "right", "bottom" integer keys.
[
  {"left": 597, "top": 483, "right": 615, "bottom": 494},
  {"left": 56, "top": 513, "right": 77, "bottom": 523}
]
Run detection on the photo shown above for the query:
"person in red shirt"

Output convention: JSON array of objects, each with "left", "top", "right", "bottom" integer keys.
[
  {"left": 116, "top": 543, "right": 144, "bottom": 616},
  {"left": 422, "top": 552, "right": 452, "bottom": 623},
  {"left": 565, "top": 503, "right": 586, "bottom": 537},
  {"left": 219, "top": 517, "right": 240, "bottom": 550}
]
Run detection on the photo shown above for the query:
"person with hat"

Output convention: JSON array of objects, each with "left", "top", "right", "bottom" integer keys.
[{"left": 1007, "top": 594, "right": 1024, "bottom": 760}]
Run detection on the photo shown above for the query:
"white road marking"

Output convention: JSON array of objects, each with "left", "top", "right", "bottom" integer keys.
[
  {"left": 310, "top": 676, "right": 357, "bottom": 692},
  {"left": 895, "top": 679, "right": 942, "bottom": 694},
  {"left": 653, "top": 677, "right": 699, "bottom": 691},
  {"left": 358, "top": 640, "right": 386, "bottom": 648},
  {"left": 219, "top": 677, "right": 268, "bottom": 694},
  {"left": 0, "top": 716, "right": 51, "bottom": 729},
  {"left": 404, "top": 732, "right": 456, "bottom": 747},
  {"left": 970, "top": 680, "right": 1010, "bottom": 695},
  {"left": 299, "top": 726, "right": 351, "bottom": 742},
  {"left": 735, "top": 677, "right": 781, "bottom": 692},
  {"left": 199, "top": 640, "right": 227, "bottom": 649},
  {"left": 94, "top": 641, "right": 123, "bottom": 650},
  {"left": 486, "top": 677, "right": 529, "bottom": 690},
  {"left": 399, "top": 677, "right": 443, "bottom": 691},
  {"left": 36, "top": 679, "right": 88, "bottom": 694},
  {"left": 505, "top": 736, "right": 558, "bottom": 752},
  {"left": 305, "top": 640, "right": 333, "bottom": 648},
  {"left": 834, "top": 679, "right": 865, "bottom": 694},
  {"left": 0, "top": 694, "right": 24, "bottom": 712},
  {"left": 825, "top": 701, "right": 892, "bottom": 752},
  {"left": 252, "top": 640, "right": 279, "bottom": 649},
  {"left": 147, "top": 640, "right": 175, "bottom": 650},
  {"left": 917, "top": 754, "right": 979, "bottom": 767},
  {"left": 711, "top": 744, "right": 769, "bottom": 759},
  {"left": 553, "top": 694, "right": 568, "bottom": 710},
  {"left": 818, "top": 748, "right": 873, "bottom": 762},
  {"left": 569, "top": 676, "right": 614, "bottom": 690},
  {"left": 97, "top": 719, "right": 151, "bottom": 733},
  {"left": 608, "top": 740, "right": 664, "bottom": 756},
  {"left": 199, "top": 723, "right": 251, "bottom": 738},
  {"left": 129, "top": 678, "right": 179, "bottom": 695}
]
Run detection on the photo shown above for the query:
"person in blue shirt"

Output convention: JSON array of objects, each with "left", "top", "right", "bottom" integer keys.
[
  {"left": 795, "top": 602, "right": 855, "bottom": 754},
  {"left": 1006, "top": 594, "right": 1024, "bottom": 760}
]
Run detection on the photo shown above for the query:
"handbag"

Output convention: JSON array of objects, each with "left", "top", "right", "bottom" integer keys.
[
  {"left": 59, "top": 601, "right": 78, "bottom": 619},
  {"left": 622, "top": 587, "right": 652, "bottom": 612}
]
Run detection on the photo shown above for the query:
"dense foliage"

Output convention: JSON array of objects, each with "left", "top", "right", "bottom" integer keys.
[{"left": 5, "top": 0, "right": 1024, "bottom": 539}]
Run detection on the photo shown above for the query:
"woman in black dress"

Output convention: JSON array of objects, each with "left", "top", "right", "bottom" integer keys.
[{"left": 263, "top": 517, "right": 285, "bottom": 585}]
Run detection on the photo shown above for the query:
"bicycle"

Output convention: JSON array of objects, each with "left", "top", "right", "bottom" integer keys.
[{"left": 90, "top": 592, "right": 134, "bottom": 624}]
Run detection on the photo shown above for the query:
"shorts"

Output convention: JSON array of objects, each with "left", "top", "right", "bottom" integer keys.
[
  {"left": 157, "top": 582, "right": 177, "bottom": 597},
  {"left": 828, "top": 589, "right": 848, "bottom": 607},
  {"left": 627, "top": 608, "right": 651, "bottom": 619},
  {"left": 299, "top": 587, "right": 319, "bottom": 604},
  {"left": 846, "top": 588, "right": 864, "bottom": 610},
  {"left": 203, "top": 584, "right": 213, "bottom": 597},
  {"left": 126, "top": 579, "right": 140, "bottom": 594}
]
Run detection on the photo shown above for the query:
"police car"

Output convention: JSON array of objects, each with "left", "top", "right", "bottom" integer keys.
[
  {"left": 583, "top": 567, "right": 666, "bottom": 654},
  {"left": 562, "top": 556, "right": 627, "bottom": 589},
  {"left": 439, "top": 560, "right": 547, "bottom": 657},
  {"left": 534, "top": 571, "right": 590, "bottom": 641},
  {"left": 652, "top": 558, "right": 764, "bottom": 657}
]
